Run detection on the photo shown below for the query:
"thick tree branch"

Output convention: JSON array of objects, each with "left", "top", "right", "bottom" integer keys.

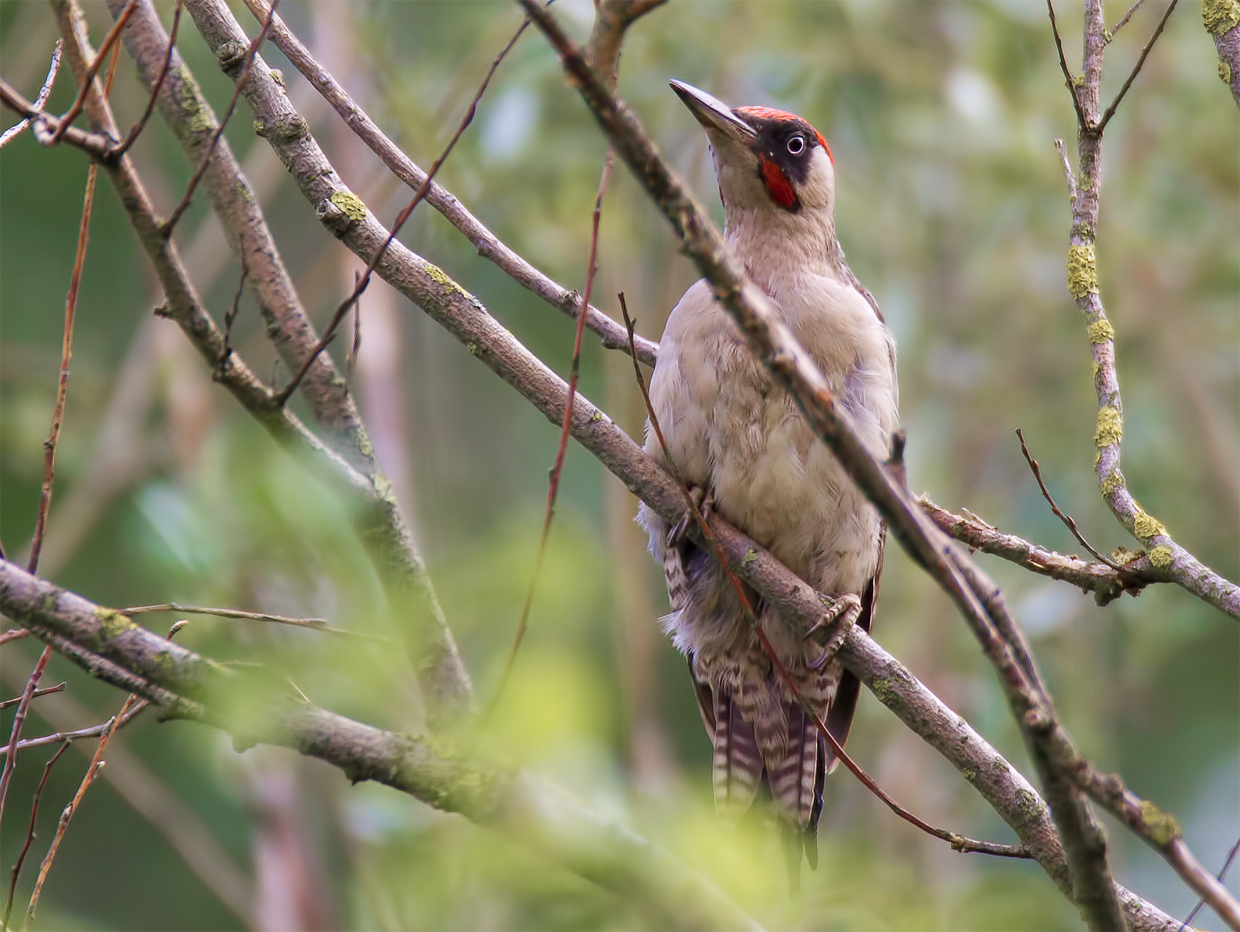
[
  {"left": 919, "top": 498, "right": 1155, "bottom": 603},
  {"left": 516, "top": 5, "right": 1135, "bottom": 927},
  {"left": 176, "top": 6, "right": 1190, "bottom": 920},
  {"left": 238, "top": 0, "right": 658, "bottom": 367},
  {"left": 50, "top": 0, "right": 474, "bottom": 726},
  {"left": 1056, "top": 0, "right": 1240, "bottom": 621},
  {"left": 1205, "top": 0, "right": 1240, "bottom": 108},
  {"left": 0, "top": 560, "right": 760, "bottom": 932}
]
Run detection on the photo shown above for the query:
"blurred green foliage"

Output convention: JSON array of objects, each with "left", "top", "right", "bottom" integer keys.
[{"left": 0, "top": 1, "right": 1236, "bottom": 929}]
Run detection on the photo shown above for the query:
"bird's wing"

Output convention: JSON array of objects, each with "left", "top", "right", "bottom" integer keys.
[{"left": 823, "top": 523, "right": 885, "bottom": 772}]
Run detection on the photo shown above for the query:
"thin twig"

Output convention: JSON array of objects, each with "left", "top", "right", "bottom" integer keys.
[
  {"left": 216, "top": 258, "right": 248, "bottom": 379},
  {"left": 488, "top": 150, "right": 615, "bottom": 717},
  {"left": 1108, "top": 0, "right": 1148, "bottom": 39},
  {"left": 274, "top": 11, "right": 529, "bottom": 405},
  {"left": 0, "top": 630, "right": 31, "bottom": 647},
  {"left": 162, "top": 0, "right": 280, "bottom": 236},
  {"left": 620, "top": 299, "right": 1028, "bottom": 862},
  {"left": 2, "top": 742, "right": 70, "bottom": 930},
  {"left": 0, "top": 684, "right": 67, "bottom": 711},
  {"left": 1016, "top": 428, "right": 1126, "bottom": 571},
  {"left": 0, "top": 41, "right": 63, "bottom": 150},
  {"left": 48, "top": 0, "right": 137, "bottom": 145},
  {"left": 0, "top": 649, "right": 53, "bottom": 830},
  {"left": 0, "top": 77, "right": 114, "bottom": 160},
  {"left": 27, "top": 49, "right": 112, "bottom": 576},
  {"left": 112, "top": 0, "right": 183, "bottom": 157},
  {"left": 0, "top": 47, "right": 115, "bottom": 834},
  {"left": 1181, "top": 836, "right": 1240, "bottom": 932},
  {"left": 1096, "top": 0, "right": 1179, "bottom": 133},
  {"left": 1054, "top": 138, "right": 1077, "bottom": 203},
  {"left": 0, "top": 701, "right": 150, "bottom": 760},
  {"left": 242, "top": 0, "right": 658, "bottom": 366},
  {"left": 345, "top": 272, "right": 362, "bottom": 383},
  {"left": 1047, "top": 0, "right": 1088, "bottom": 130},
  {"left": 118, "top": 602, "right": 388, "bottom": 642},
  {"left": 22, "top": 694, "right": 139, "bottom": 930}
]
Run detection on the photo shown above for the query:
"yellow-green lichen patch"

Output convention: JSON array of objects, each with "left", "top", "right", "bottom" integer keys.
[
  {"left": 372, "top": 474, "right": 396, "bottom": 505},
  {"left": 1138, "top": 799, "right": 1181, "bottom": 845},
  {"left": 741, "top": 549, "right": 758, "bottom": 567},
  {"left": 425, "top": 262, "right": 467, "bottom": 298},
  {"left": 1132, "top": 508, "right": 1167, "bottom": 542},
  {"left": 1111, "top": 546, "right": 1144, "bottom": 565},
  {"left": 329, "top": 191, "right": 367, "bottom": 222},
  {"left": 1086, "top": 318, "right": 1115, "bottom": 345},
  {"left": 1203, "top": 0, "right": 1240, "bottom": 34},
  {"left": 1148, "top": 545, "right": 1174, "bottom": 568},
  {"left": 178, "top": 74, "right": 214, "bottom": 135},
  {"left": 95, "top": 607, "right": 136, "bottom": 640},
  {"left": 1094, "top": 405, "right": 1123, "bottom": 448},
  {"left": 1223, "top": 59, "right": 1234, "bottom": 83},
  {"left": 1100, "top": 469, "right": 1125, "bottom": 496},
  {"left": 270, "top": 68, "right": 286, "bottom": 87},
  {"left": 1067, "top": 244, "right": 1099, "bottom": 298},
  {"left": 1014, "top": 788, "right": 1045, "bottom": 822}
]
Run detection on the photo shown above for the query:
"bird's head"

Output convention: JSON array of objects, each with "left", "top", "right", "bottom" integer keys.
[{"left": 671, "top": 79, "right": 835, "bottom": 221}]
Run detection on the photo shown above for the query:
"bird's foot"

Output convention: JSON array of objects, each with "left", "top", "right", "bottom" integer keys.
[
  {"left": 804, "top": 593, "right": 862, "bottom": 671},
  {"left": 668, "top": 485, "right": 715, "bottom": 548}
]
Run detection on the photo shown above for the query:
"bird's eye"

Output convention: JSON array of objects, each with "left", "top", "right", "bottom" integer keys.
[{"left": 786, "top": 134, "right": 806, "bottom": 155}]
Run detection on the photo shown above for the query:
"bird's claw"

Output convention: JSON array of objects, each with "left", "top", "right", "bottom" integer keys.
[
  {"left": 668, "top": 485, "right": 715, "bottom": 548},
  {"left": 804, "top": 593, "right": 862, "bottom": 670}
]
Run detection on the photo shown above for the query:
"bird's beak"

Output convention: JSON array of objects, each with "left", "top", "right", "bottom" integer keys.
[{"left": 670, "top": 79, "right": 757, "bottom": 145}]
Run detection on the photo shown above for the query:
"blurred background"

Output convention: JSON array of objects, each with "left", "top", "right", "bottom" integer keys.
[{"left": 1, "top": 1, "right": 1236, "bottom": 929}]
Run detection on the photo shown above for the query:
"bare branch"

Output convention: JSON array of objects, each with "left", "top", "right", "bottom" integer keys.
[
  {"left": 3, "top": 741, "right": 69, "bottom": 929},
  {"left": 1048, "top": 0, "right": 1088, "bottom": 129},
  {"left": 516, "top": 5, "right": 1137, "bottom": 925},
  {"left": 57, "top": 0, "right": 475, "bottom": 724},
  {"left": 620, "top": 301, "right": 1030, "bottom": 863},
  {"left": 1183, "top": 837, "right": 1240, "bottom": 930},
  {"left": 493, "top": 150, "right": 615, "bottom": 713},
  {"left": 111, "top": 0, "right": 182, "bottom": 158},
  {"left": 47, "top": 0, "right": 137, "bottom": 145},
  {"left": 0, "top": 40, "right": 63, "bottom": 150},
  {"left": 0, "top": 649, "right": 53, "bottom": 831},
  {"left": 1097, "top": 0, "right": 1180, "bottom": 133},
  {"left": 1109, "top": 0, "right": 1149, "bottom": 39},
  {"left": 1072, "top": 764, "right": 1240, "bottom": 929},
  {"left": 273, "top": 9, "right": 529, "bottom": 406},
  {"left": 161, "top": 0, "right": 279, "bottom": 235},
  {"left": 0, "top": 561, "right": 762, "bottom": 932},
  {"left": 920, "top": 497, "right": 1154, "bottom": 604},
  {"left": 0, "top": 684, "right": 66, "bottom": 711},
  {"left": 1016, "top": 428, "right": 1128, "bottom": 571},
  {"left": 1206, "top": 0, "right": 1240, "bottom": 109},
  {"left": 0, "top": 701, "right": 149, "bottom": 759},
  {"left": 22, "top": 695, "right": 139, "bottom": 930},
  {"left": 0, "top": 76, "right": 116, "bottom": 160},
  {"left": 239, "top": 0, "right": 658, "bottom": 366},
  {"left": 1054, "top": 0, "right": 1240, "bottom": 619},
  {"left": 119, "top": 602, "right": 390, "bottom": 643}
]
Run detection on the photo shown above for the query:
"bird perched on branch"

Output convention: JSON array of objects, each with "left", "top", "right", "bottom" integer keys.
[{"left": 637, "top": 81, "right": 898, "bottom": 872}]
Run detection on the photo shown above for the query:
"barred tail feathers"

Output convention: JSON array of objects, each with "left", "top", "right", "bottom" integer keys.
[{"left": 710, "top": 685, "right": 764, "bottom": 819}]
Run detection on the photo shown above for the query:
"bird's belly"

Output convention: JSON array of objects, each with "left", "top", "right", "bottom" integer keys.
[{"left": 708, "top": 395, "right": 881, "bottom": 598}]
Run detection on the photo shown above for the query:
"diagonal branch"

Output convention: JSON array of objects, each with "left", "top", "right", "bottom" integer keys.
[
  {"left": 516, "top": 6, "right": 1132, "bottom": 927},
  {"left": 0, "top": 560, "right": 762, "bottom": 932},
  {"left": 198, "top": 6, "right": 1184, "bottom": 912},
  {"left": 1053, "top": 0, "right": 1240, "bottom": 620},
  {"left": 239, "top": 0, "right": 658, "bottom": 366},
  {"left": 1097, "top": 0, "right": 1179, "bottom": 133},
  {"left": 0, "top": 40, "right": 63, "bottom": 150},
  {"left": 51, "top": 0, "right": 474, "bottom": 724}
]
